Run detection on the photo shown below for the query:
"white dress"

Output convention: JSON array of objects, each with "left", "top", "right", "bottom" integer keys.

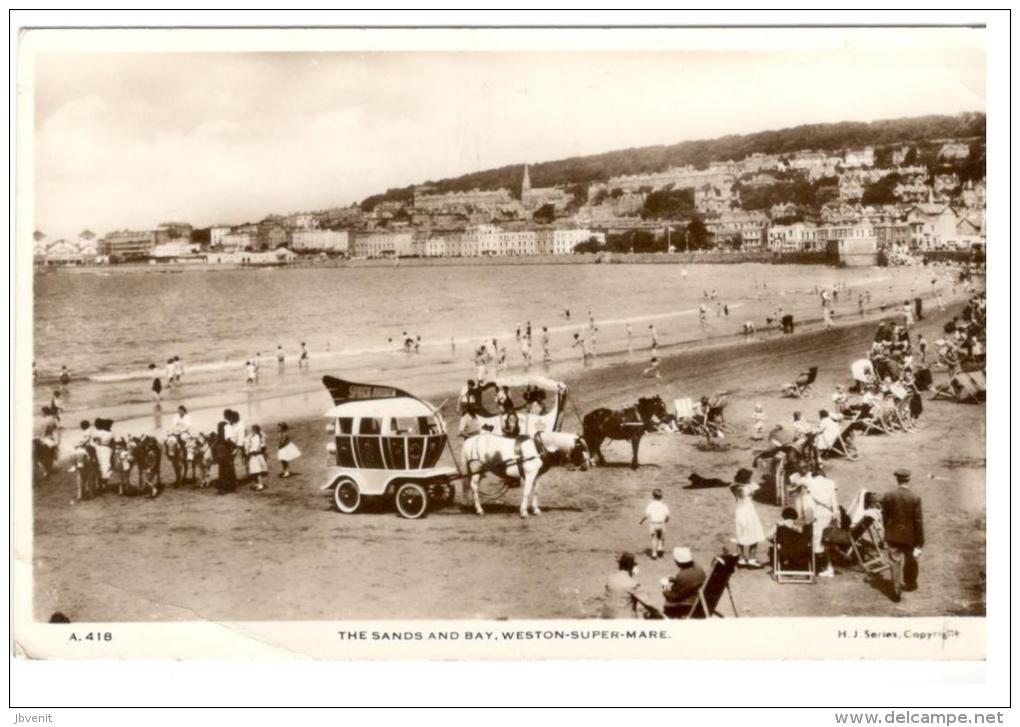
[
  {"left": 733, "top": 484, "right": 765, "bottom": 546},
  {"left": 246, "top": 434, "right": 268, "bottom": 475}
]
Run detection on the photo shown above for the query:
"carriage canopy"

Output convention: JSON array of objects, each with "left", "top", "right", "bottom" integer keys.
[{"left": 473, "top": 374, "right": 568, "bottom": 435}]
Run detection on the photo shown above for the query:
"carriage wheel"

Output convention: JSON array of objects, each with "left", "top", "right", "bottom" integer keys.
[
  {"left": 395, "top": 483, "right": 428, "bottom": 519},
  {"left": 430, "top": 482, "right": 456, "bottom": 509},
  {"left": 333, "top": 477, "right": 361, "bottom": 514}
]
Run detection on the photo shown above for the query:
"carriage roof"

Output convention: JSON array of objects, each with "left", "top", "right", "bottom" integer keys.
[{"left": 324, "top": 396, "right": 438, "bottom": 420}]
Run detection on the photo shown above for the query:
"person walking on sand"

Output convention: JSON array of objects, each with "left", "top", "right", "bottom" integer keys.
[
  {"left": 276, "top": 422, "right": 300, "bottom": 479},
  {"left": 571, "top": 333, "right": 591, "bottom": 363},
  {"left": 252, "top": 353, "right": 261, "bottom": 383},
  {"left": 643, "top": 355, "right": 662, "bottom": 379},
  {"left": 649, "top": 324, "right": 659, "bottom": 350},
  {"left": 60, "top": 365, "right": 71, "bottom": 389},
  {"left": 881, "top": 469, "right": 924, "bottom": 602},
  {"left": 730, "top": 468, "right": 765, "bottom": 568},
  {"left": 823, "top": 306, "right": 834, "bottom": 331},
  {"left": 541, "top": 327, "right": 551, "bottom": 365},
  {"left": 276, "top": 345, "right": 285, "bottom": 373},
  {"left": 246, "top": 424, "right": 268, "bottom": 491},
  {"left": 298, "top": 342, "right": 310, "bottom": 370},
  {"left": 245, "top": 360, "right": 256, "bottom": 387},
  {"left": 639, "top": 488, "right": 670, "bottom": 559},
  {"left": 149, "top": 363, "right": 162, "bottom": 405},
  {"left": 165, "top": 358, "right": 176, "bottom": 390},
  {"left": 173, "top": 356, "right": 184, "bottom": 386}
]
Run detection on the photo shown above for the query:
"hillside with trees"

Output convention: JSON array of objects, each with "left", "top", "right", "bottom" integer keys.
[{"left": 360, "top": 112, "right": 985, "bottom": 210}]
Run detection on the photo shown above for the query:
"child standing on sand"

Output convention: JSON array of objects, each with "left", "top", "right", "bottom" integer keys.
[
  {"left": 730, "top": 468, "right": 765, "bottom": 568},
  {"left": 246, "top": 424, "right": 268, "bottom": 491},
  {"left": 639, "top": 489, "right": 670, "bottom": 559},
  {"left": 276, "top": 422, "right": 300, "bottom": 479},
  {"left": 751, "top": 403, "right": 767, "bottom": 441}
]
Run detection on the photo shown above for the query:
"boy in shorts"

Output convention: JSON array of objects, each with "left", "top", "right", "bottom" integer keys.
[{"left": 639, "top": 488, "right": 670, "bottom": 559}]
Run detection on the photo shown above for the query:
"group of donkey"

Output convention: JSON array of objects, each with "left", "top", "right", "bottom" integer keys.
[{"left": 42, "top": 431, "right": 217, "bottom": 500}]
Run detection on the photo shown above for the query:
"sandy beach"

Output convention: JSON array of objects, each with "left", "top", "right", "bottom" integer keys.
[{"left": 30, "top": 296, "right": 985, "bottom": 622}]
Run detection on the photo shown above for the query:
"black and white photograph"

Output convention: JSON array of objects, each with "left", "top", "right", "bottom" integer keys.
[{"left": 11, "top": 17, "right": 1004, "bottom": 682}]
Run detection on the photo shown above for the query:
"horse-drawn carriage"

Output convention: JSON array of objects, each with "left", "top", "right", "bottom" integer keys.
[
  {"left": 320, "top": 376, "right": 459, "bottom": 519},
  {"left": 469, "top": 374, "right": 568, "bottom": 435}
]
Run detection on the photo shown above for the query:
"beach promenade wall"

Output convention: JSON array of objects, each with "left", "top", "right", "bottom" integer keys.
[{"left": 44, "top": 250, "right": 837, "bottom": 274}]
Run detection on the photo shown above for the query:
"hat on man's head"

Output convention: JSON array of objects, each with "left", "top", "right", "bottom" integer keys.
[
  {"left": 894, "top": 468, "right": 912, "bottom": 481},
  {"left": 672, "top": 547, "right": 693, "bottom": 565},
  {"left": 733, "top": 468, "right": 753, "bottom": 485},
  {"left": 617, "top": 552, "right": 636, "bottom": 571}
]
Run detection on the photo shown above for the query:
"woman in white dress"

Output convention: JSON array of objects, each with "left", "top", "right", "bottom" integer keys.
[
  {"left": 730, "top": 467, "right": 765, "bottom": 568},
  {"left": 246, "top": 424, "right": 268, "bottom": 491},
  {"left": 92, "top": 419, "right": 116, "bottom": 492}
]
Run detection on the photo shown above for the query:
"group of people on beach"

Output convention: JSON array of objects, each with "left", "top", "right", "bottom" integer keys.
[{"left": 602, "top": 273, "right": 985, "bottom": 616}]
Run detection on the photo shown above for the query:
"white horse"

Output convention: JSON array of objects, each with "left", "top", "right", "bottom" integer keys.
[{"left": 459, "top": 430, "right": 590, "bottom": 518}]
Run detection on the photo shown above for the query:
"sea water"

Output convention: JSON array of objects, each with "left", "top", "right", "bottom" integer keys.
[{"left": 32, "top": 261, "right": 929, "bottom": 428}]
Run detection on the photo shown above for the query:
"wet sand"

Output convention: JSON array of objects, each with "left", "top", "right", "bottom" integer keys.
[{"left": 30, "top": 299, "right": 985, "bottom": 621}]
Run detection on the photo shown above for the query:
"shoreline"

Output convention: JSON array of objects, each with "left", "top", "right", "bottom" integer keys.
[{"left": 40, "top": 282, "right": 959, "bottom": 459}]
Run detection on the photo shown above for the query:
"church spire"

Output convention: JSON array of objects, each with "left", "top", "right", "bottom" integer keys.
[{"left": 522, "top": 163, "right": 531, "bottom": 195}]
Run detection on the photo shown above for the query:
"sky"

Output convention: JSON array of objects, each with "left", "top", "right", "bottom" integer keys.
[{"left": 29, "top": 31, "right": 985, "bottom": 242}]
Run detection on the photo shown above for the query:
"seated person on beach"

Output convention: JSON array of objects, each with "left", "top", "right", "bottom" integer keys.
[
  {"left": 601, "top": 552, "right": 647, "bottom": 619},
  {"left": 767, "top": 507, "right": 803, "bottom": 541},
  {"left": 815, "top": 410, "right": 841, "bottom": 452},
  {"left": 660, "top": 547, "right": 707, "bottom": 618}
]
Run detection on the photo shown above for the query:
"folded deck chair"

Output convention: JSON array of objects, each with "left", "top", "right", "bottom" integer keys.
[
  {"left": 782, "top": 367, "right": 818, "bottom": 398},
  {"left": 934, "top": 370, "right": 986, "bottom": 403},
  {"left": 675, "top": 554, "right": 740, "bottom": 619},
  {"left": 772, "top": 525, "right": 815, "bottom": 584}
]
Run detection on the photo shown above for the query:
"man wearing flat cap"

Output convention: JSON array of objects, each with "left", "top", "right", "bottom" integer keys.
[
  {"left": 661, "top": 547, "right": 707, "bottom": 618},
  {"left": 881, "top": 469, "right": 924, "bottom": 602}
]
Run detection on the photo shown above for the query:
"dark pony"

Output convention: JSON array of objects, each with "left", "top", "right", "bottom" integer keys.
[
  {"left": 129, "top": 434, "right": 162, "bottom": 497},
  {"left": 582, "top": 395, "right": 668, "bottom": 469}
]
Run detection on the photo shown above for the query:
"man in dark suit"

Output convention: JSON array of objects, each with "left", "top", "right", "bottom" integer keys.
[
  {"left": 661, "top": 547, "right": 707, "bottom": 618},
  {"left": 881, "top": 469, "right": 924, "bottom": 602}
]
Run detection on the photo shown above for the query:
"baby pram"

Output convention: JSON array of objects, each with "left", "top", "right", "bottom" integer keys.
[{"left": 781, "top": 366, "right": 818, "bottom": 398}]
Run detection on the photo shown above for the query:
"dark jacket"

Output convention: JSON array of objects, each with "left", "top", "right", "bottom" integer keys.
[
  {"left": 663, "top": 564, "right": 706, "bottom": 607},
  {"left": 881, "top": 486, "right": 924, "bottom": 548}
]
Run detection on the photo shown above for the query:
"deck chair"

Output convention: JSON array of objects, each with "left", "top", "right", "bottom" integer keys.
[
  {"left": 675, "top": 554, "right": 740, "bottom": 619},
  {"left": 819, "top": 419, "right": 860, "bottom": 461},
  {"left": 673, "top": 397, "right": 700, "bottom": 433},
  {"left": 704, "top": 394, "right": 733, "bottom": 435},
  {"left": 933, "top": 370, "right": 986, "bottom": 403},
  {"left": 836, "top": 494, "right": 890, "bottom": 575},
  {"left": 782, "top": 367, "right": 818, "bottom": 398},
  {"left": 772, "top": 525, "right": 815, "bottom": 584}
]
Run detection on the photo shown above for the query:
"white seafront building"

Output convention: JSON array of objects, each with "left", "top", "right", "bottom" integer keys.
[
  {"left": 290, "top": 229, "right": 349, "bottom": 253},
  {"left": 352, "top": 231, "right": 414, "bottom": 258}
]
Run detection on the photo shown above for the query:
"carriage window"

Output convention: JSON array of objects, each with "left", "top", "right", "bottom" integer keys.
[
  {"left": 359, "top": 418, "right": 382, "bottom": 435},
  {"left": 390, "top": 417, "right": 432, "bottom": 435},
  {"left": 337, "top": 417, "right": 353, "bottom": 435}
]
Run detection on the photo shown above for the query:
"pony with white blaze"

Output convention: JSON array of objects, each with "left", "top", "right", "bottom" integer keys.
[{"left": 459, "top": 430, "right": 590, "bottom": 518}]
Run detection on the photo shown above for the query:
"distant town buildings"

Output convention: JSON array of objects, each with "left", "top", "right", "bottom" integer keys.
[{"left": 35, "top": 131, "right": 986, "bottom": 265}]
